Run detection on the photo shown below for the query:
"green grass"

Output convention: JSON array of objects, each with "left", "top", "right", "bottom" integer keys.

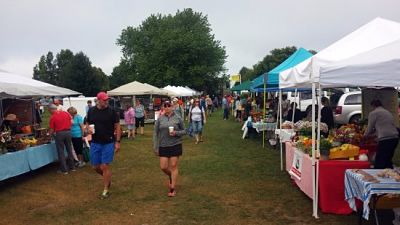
[{"left": 0, "top": 110, "right": 394, "bottom": 224}]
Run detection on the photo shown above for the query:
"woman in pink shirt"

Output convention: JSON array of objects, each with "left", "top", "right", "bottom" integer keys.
[{"left": 124, "top": 104, "right": 135, "bottom": 139}]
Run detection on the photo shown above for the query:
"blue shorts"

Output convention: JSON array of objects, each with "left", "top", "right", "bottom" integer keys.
[
  {"left": 192, "top": 121, "right": 203, "bottom": 134},
  {"left": 127, "top": 124, "right": 135, "bottom": 130},
  {"left": 90, "top": 142, "right": 115, "bottom": 166}
]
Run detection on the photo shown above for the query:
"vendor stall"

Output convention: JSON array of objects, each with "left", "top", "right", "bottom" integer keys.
[
  {"left": 0, "top": 71, "right": 80, "bottom": 181},
  {"left": 108, "top": 81, "right": 169, "bottom": 123}
]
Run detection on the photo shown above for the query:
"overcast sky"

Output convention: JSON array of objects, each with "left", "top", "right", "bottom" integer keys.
[{"left": 1, "top": 0, "right": 400, "bottom": 78}]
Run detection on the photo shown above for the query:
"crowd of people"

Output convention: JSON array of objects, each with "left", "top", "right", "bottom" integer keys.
[{"left": 34, "top": 90, "right": 400, "bottom": 201}]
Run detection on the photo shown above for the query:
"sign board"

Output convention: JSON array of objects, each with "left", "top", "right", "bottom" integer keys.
[{"left": 289, "top": 149, "right": 303, "bottom": 180}]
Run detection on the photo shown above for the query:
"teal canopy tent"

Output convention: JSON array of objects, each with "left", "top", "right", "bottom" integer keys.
[
  {"left": 250, "top": 48, "right": 313, "bottom": 91},
  {"left": 230, "top": 80, "right": 252, "bottom": 91}
]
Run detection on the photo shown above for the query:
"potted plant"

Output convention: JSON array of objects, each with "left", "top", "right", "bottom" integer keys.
[{"left": 319, "top": 138, "right": 332, "bottom": 160}]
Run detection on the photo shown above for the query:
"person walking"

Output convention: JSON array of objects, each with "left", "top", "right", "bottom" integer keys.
[
  {"left": 189, "top": 99, "right": 207, "bottom": 144},
  {"left": 364, "top": 100, "right": 399, "bottom": 169},
  {"left": 235, "top": 96, "right": 242, "bottom": 122},
  {"left": 222, "top": 95, "right": 229, "bottom": 120},
  {"left": 153, "top": 101, "right": 186, "bottom": 197},
  {"left": 206, "top": 95, "right": 213, "bottom": 116},
  {"left": 86, "top": 100, "right": 93, "bottom": 115},
  {"left": 172, "top": 98, "right": 184, "bottom": 119},
  {"left": 48, "top": 104, "right": 75, "bottom": 174},
  {"left": 135, "top": 100, "right": 146, "bottom": 136},
  {"left": 124, "top": 104, "right": 135, "bottom": 139},
  {"left": 86, "top": 92, "right": 121, "bottom": 199},
  {"left": 67, "top": 107, "right": 86, "bottom": 168}
]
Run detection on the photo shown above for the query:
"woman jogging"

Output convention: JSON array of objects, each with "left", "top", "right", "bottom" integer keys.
[
  {"left": 153, "top": 101, "right": 186, "bottom": 197},
  {"left": 189, "top": 99, "right": 206, "bottom": 144}
]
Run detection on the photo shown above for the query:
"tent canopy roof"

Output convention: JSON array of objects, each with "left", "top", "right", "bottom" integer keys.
[
  {"left": 251, "top": 48, "right": 313, "bottom": 90},
  {"left": 320, "top": 38, "right": 400, "bottom": 88},
  {"left": 231, "top": 80, "right": 252, "bottom": 91},
  {"left": 279, "top": 17, "right": 400, "bottom": 88},
  {"left": 0, "top": 71, "right": 80, "bottom": 97},
  {"left": 108, "top": 81, "right": 167, "bottom": 96}
]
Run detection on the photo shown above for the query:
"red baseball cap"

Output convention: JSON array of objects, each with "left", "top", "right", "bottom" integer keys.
[{"left": 97, "top": 92, "right": 109, "bottom": 101}]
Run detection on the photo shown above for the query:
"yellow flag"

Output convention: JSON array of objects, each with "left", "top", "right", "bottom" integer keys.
[{"left": 230, "top": 74, "right": 240, "bottom": 82}]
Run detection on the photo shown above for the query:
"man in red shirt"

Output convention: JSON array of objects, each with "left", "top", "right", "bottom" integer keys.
[{"left": 49, "top": 104, "right": 75, "bottom": 174}]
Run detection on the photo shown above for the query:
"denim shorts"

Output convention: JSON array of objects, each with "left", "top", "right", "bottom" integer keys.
[
  {"left": 127, "top": 124, "right": 135, "bottom": 130},
  {"left": 192, "top": 121, "right": 203, "bottom": 134},
  {"left": 90, "top": 142, "right": 115, "bottom": 166}
]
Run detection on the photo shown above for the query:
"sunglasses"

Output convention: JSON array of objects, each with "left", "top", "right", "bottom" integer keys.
[{"left": 163, "top": 102, "right": 171, "bottom": 108}]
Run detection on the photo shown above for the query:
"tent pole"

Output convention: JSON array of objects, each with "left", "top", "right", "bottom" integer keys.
[
  {"left": 316, "top": 83, "right": 322, "bottom": 218},
  {"left": 279, "top": 90, "right": 283, "bottom": 171},
  {"left": 263, "top": 73, "right": 267, "bottom": 148},
  {"left": 292, "top": 89, "right": 297, "bottom": 124},
  {"left": 311, "top": 82, "right": 318, "bottom": 219}
]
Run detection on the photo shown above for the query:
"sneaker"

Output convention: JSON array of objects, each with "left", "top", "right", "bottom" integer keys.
[
  {"left": 78, "top": 161, "right": 86, "bottom": 168},
  {"left": 99, "top": 190, "right": 110, "bottom": 199},
  {"left": 57, "top": 170, "right": 68, "bottom": 175},
  {"left": 71, "top": 168, "right": 77, "bottom": 172},
  {"left": 168, "top": 190, "right": 176, "bottom": 197}
]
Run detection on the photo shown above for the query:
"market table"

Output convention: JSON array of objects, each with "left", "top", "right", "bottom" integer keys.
[
  {"left": 26, "top": 143, "right": 58, "bottom": 170},
  {"left": 0, "top": 150, "right": 30, "bottom": 181},
  {"left": 345, "top": 169, "right": 400, "bottom": 220},
  {"left": 0, "top": 142, "right": 58, "bottom": 181},
  {"left": 252, "top": 122, "right": 276, "bottom": 132},
  {"left": 285, "top": 142, "right": 370, "bottom": 214}
]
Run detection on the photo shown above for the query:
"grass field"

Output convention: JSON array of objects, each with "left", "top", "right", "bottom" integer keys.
[{"left": 0, "top": 110, "right": 397, "bottom": 224}]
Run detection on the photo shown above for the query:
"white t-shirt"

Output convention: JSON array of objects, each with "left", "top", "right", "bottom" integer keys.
[{"left": 191, "top": 106, "right": 203, "bottom": 122}]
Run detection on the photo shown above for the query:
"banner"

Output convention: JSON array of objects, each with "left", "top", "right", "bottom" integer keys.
[
  {"left": 289, "top": 149, "right": 303, "bottom": 180},
  {"left": 230, "top": 74, "right": 241, "bottom": 82}
]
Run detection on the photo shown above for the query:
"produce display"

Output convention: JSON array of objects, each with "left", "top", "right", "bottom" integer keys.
[
  {"left": 292, "top": 122, "right": 376, "bottom": 161},
  {"left": 0, "top": 126, "right": 51, "bottom": 155}
]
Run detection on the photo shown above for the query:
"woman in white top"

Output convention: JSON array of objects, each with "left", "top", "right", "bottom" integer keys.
[{"left": 189, "top": 99, "right": 206, "bottom": 144}]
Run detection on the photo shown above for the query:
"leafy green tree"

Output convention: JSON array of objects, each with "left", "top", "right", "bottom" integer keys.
[
  {"left": 109, "top": 59, "right": 137, "bottom": 89},
  {"left": 33, "top": 52, "right": 57, "bottom": 85},
  {"left": 115, "top": 8, "right": 227, "bottom": 95},
  {"left": 33, "top": 50, "right": 109, "bottom": 96}
]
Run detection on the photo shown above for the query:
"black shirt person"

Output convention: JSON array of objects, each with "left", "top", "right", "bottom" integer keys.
[
  {"left": 286, "top": 102, "right": 302, "bottom": 123},
  {"left": 321, "top": 97, "right": 334, "bottom": 130}
]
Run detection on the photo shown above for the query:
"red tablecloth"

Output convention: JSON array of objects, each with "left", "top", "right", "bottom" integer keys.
[
  {"left": 318, "top": 160, "right": 370, "bottom": 214},
  {"left": 285, "top": 142, "right": 370, "bottom": 214}
]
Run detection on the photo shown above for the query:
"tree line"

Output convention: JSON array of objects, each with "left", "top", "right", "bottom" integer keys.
[{"left": 32, "top": 8, "right": 314, "bottom": 96}]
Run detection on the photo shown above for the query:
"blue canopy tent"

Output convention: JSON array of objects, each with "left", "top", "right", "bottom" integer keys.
[
  {"left": 250, "top": 47, "right": 314, "bottom": 91},
  {"left": 249, "top": 48, "right": 313, "bottom": 165}
]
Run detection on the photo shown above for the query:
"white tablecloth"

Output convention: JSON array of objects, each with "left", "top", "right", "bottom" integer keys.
[
  {"left": 344, "top": 169, "right": 400, "bottom": 220},
  {"left": 252, "top": 122, "right": 276, "bottom": 132}
]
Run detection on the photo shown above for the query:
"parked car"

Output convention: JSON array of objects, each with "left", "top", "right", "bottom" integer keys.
[{"left": 334, "top": 91, "right": 362, "bottom": 124}]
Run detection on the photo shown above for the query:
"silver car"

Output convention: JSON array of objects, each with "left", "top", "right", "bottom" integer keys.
[{"left": 334, "top": 91, "right": 362, "bottom": 124}]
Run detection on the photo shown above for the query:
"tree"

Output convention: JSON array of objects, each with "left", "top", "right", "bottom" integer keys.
[
  {"left": 33, "top": 52, "right": 57, "bottom": 85},
  {"left": 115, "top": 8, "right": 227, "bottom": 95},
  {"left": 109, "top": 59, "right": 137, "bottom": 89},
  {"left": 33, "top": 50, "right": 109, "bottom": 96}
]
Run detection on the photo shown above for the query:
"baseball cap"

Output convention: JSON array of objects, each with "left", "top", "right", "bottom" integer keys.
[
  {"left": 97, "top": 92, "right": 109, "bottom": 101},
  {"left": 172, "top": 97, "right": 178, "bottom": 102}
]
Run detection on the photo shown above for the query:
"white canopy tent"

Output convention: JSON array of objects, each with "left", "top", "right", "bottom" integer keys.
[
  {"left": 320, "top": 38, "right": 400, "bottom": 87},
  {"left": 279, "top": 17, "right": 400, "bottom": 89},
  {"left": 108, "top": 81, "right": 168, "bottom": 96},
  {"left": 162, "top": 85, "right": 199, "bottom": 97},
  {"left": 0, "top": 71, "right": 81, "bottom": 97},
  {"left": 277, "top": 17, "right": 400, "bottom": 219}
]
